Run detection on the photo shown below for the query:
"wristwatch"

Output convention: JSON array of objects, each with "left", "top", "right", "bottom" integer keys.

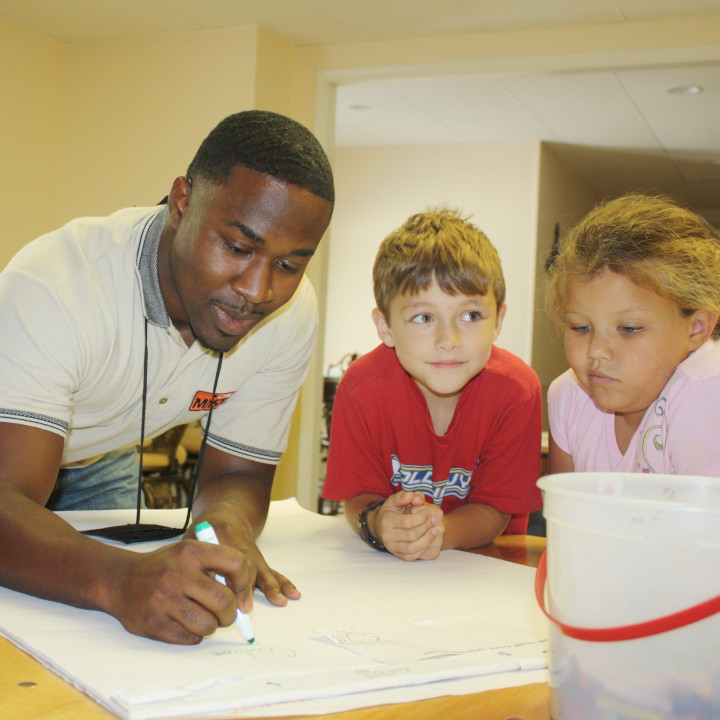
[{"left": 357, "top": 499, "right": 388, "bottom": 552}]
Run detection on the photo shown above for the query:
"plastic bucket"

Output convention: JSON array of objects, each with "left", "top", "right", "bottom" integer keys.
[{"left": 536, "top": 472, "right": 720, "bottom": 720}]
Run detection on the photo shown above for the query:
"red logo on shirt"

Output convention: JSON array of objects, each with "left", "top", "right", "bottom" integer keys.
[{"left": 189, "top": 391, "right": 234, "bottom": 411}]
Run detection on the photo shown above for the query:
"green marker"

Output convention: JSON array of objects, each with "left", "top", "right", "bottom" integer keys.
[{"left": 195, "top": 521, "right": 255, "bottom": 643}]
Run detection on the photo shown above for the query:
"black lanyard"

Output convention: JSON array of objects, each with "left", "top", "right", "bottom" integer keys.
[{"left": 83, "top": 319, "right": 223, "bottom": 544}]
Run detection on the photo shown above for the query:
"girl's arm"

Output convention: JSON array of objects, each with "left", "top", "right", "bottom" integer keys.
[{"left": 548, "top": 431, "right": 574, "bottom": 474}]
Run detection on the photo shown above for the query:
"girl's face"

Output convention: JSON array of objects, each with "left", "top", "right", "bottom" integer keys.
[{"left": 564, "top": 269, "right": 704, "bottom": 428}]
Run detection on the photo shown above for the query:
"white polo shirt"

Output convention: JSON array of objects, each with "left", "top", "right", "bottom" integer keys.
[{"left": 0, "top": 205, "right": 318, "bottom": 467}]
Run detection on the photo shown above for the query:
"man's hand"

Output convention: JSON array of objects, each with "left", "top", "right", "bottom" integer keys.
[
  {"left": 110, "top": 515, "right": 300, "bottom": 644},
  {"left": 372, "top": 491, "right": 446, "bottom": 561},
  {"left": 204, "top": 517, "right": 301, "bottom": 608},
  {"left": 190, "top": 449, "right": 302, "bottom": 612},
  {"left": 109, "top": 539, "right": 246, "bottom": 644},
  {"left": 0, "top": 424, "right": 300, "bottom": 646},
  {"left": 252, "top": 554, "right": 301, "bottom": 607}
]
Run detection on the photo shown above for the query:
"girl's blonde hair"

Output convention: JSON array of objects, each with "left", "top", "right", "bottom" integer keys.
[
  {"left": 547, "top": 193, "right": 720, "bottom": 338},
  {"left": 373, "top": 208, "right": 505, "bottom": 319}
]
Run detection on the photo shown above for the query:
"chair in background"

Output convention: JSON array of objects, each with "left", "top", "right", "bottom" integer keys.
[
  {"left": 318, "top": 352, "right": 359, "bottom": 515},
  {"left": 180, "top": 421, "right": 203, "bottom": 484},
  {"left": 526, "top": 431, "right": 549, "bottom": 537},
  {"left": 139, "top": 424, "right": 190, "bottom": 509}
]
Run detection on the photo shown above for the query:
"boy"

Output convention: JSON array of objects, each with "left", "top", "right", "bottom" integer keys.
[{"left": 322, "top": 209, "right": 542, "bottom": 561}]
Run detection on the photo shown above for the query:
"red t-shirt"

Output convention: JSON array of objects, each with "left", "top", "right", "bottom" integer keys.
[{"left": 322, "top": 344, "right": 542, "bottom": 534}]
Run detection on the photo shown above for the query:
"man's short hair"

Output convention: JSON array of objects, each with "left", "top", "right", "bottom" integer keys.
[
  {"left": 187, "top": 110, "right": 334, "bottom": 203},
  {"left": 373, "top": 208, "right": 505, "bottom": 318}
]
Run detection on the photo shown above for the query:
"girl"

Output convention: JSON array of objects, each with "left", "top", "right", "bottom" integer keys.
[{"left": 546, "top": 193, "right": 720, "bottom": 475}]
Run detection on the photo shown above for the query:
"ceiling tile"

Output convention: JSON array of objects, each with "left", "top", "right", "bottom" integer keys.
[
  {"left": 616, "top": 64, "right": 720, "bottom": 156},
  {"left": 387, "top": 75, "right": 558, "bottom": 142},
  {"left": 615, "top": 0, "right": 720, "bottom": 21},
  {"left": 461, "top": 0, "right": 623, "bottom": 29},
  {"left": 501, "top": 71, "right": 661, "bottom": 148},
  {"left": 310, "top": 0, "right": 481, "bottom": 40},
  {"left": 336, "top": 82, "right": 463, "bottom": 146}
]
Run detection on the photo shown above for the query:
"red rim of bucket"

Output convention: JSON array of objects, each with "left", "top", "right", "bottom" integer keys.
[{"left": 535, "top": 549, "right": 720, "bottom": 642}]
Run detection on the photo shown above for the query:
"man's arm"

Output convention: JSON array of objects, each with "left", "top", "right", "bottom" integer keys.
[
  {"left": 0, "top": 422, "right": 247, "bottom": 644},
  {"left": 188, "top": 444, "right": 301, "bottom": 610}
]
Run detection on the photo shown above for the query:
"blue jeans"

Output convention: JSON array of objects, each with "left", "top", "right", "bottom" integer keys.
[{"left": 46, "top": 446, "right": 145, "bottom": 511}]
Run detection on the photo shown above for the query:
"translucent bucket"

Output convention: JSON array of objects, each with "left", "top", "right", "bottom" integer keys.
[{"left": 536, "top": 473, "right": 720, "bottom": 720}]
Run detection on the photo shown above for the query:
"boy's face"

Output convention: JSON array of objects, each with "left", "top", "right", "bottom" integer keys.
[{"left": 373, "top": 278, "right": 506, "bottom": 404}]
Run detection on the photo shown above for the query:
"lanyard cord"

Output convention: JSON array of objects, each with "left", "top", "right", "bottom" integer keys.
[
  {"left": 134, "top": 317, "right": 150, "bottom": 527},
  {"left": 179, "top": 349, "right": 224, "bottom": 530},
  {"left": 83, "top": 319, "right": 224, "bottom": 544}
]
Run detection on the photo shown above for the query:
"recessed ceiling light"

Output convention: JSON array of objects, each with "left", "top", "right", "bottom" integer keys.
[{"left": 667, "top": 85, "right": 703, "bottom": 95}]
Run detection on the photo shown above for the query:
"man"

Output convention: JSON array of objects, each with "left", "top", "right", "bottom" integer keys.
[{"left": 0, "top": 111, "right": 334, "bottom": 644}]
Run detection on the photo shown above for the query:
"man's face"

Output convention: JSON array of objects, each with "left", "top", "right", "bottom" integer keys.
[{"left": 163, "top": 165, "right": 333, "bottom": 353}]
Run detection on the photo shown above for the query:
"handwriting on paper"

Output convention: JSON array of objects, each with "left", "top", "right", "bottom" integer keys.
[{"left": 209, "top": 645, "right": 297, "bottom": 659}]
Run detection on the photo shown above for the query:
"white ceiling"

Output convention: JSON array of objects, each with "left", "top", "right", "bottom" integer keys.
[
  {"left": 3, "top": 0, "right": 720, "bottom": 220},
  {"left": 3, "top": 0, "right": 720, "bottom": 47},
  {"left": 335, "top": 63, "right": 720, "bottom": 220}
]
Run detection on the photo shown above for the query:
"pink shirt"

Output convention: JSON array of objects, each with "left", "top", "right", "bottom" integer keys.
[{"left": 548, "top": 339, "right": 720, "bottom": 476}]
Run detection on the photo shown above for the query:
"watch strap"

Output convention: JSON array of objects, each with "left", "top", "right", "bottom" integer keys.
[{"left": 357, "top": 499, "right": 388, "bottom": 552}]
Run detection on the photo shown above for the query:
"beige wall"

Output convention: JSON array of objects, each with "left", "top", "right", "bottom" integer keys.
[
  {"left": 532, "top": 145, "right": 597, "bottom": 387},
  {"left": 0, "top": 17, "right": 67, "bottom": 268},
  {"left": 325, "top": 142, "right": 541, "bottom": 372},
  {"left": 295, "top": 14, "right": 720, "bottom": 76},
  {"left": 532, "top": 145, "right": 597, "bottom": 430},
  {"left": 61, "top": 26, "right": 260, "bottom": 220},
  {"left": 0, "top": 19, "right": 310, "bottom": 502},
  {"left": 0, "top": 20, "right": 263, "bottom": 262}
]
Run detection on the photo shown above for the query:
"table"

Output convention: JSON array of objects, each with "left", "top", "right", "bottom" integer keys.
[{"left": 0, "top": 535, "right": 549, "bottom": 720}]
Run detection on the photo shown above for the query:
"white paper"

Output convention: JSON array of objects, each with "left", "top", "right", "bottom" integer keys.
[
  {"left": 315, "top": 617, "right": 544, "bottom": 664},
  {"left": 0, "top": 499, "right": 548, "bottom": 718}
]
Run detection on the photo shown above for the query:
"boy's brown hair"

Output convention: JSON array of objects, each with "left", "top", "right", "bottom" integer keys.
[{"left": 372, "top": 208, "right": 505, "bottom": 318}]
